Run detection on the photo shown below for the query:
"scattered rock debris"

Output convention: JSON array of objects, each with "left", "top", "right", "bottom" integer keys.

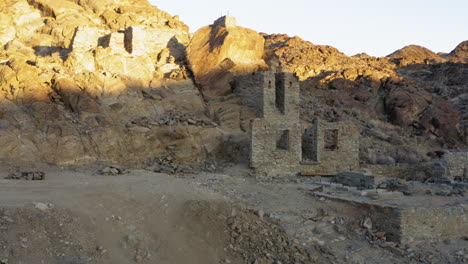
[
  {"left": 5, "top": 171, "right": 45, "bottom": 181},
  {"left": 227, "top": 211, "right": 313, "bottom": 264},
  {"left": 98, "top": 166, "right": 129, "bottom": 176}
]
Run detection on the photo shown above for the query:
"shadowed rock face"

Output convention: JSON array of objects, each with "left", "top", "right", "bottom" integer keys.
[{"left": 187, "top": 17, "right": 268, "bottom": 99}]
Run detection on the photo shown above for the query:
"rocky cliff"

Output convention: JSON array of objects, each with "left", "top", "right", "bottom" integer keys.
[{"left": 0, "top": 0, "right": 466, "bottom": 168}]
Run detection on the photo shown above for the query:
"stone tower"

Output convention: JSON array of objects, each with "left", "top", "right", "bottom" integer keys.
[{"left": 234, "top": 71, "right": 301, "bottom": 178}]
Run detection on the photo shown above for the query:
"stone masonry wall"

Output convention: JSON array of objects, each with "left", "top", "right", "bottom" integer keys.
[
  {"left": 301, "top": 120, "right": 360, "bottom": 174},
  {"left": 233, "top": 73, "right": 265, "bottom": 117},
  {"left": 246, "top": 72, "right": 301, "bottom": 178},
  {"left": 108, "top": 32, "right": 127, "bottom": 54},
  {"left": 250, "top": 120, "right": 302, "bottom": 178},
  {"left": 213, "top": 16, "right": 237, "bottom": 28},
  {"left": 441, "top": 152, "right": 468, "bottom": 179},
  {"left": 125, "top": 26, "right": 182, "bottom": 56},
  {"left": 400, "top": 205, "right": 468, "bottom": 244},
  {"left": 70, "top": 26, "right": 101, "bottom": 51},
  {"left": 327, "top": 196, "right": 467, "bottom": 244}
]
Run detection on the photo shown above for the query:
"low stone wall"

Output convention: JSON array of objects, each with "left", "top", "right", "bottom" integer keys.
[
  {"left": 317, "top": 193, "right": 468, "bottom": 245},
  {"left": 335, "top": 171, "right": 387, "bottom": 189},
  {"left": 400, "top": 205, "right": 468, "bottom": 244}
]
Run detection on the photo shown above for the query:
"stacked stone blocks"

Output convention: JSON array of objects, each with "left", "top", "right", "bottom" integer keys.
[
  {"left": 213, "top": 16, "right": 237, "bottom": 28},
  {"left": 441, "top": 152, "right": 468, "bottom": 180},
  {"left": 335, "top": 171, "right": 387, "bottom": 190},
  {"left": 236, "top": 72, "right": 301, "bottom": 178},
  {"left": 301, "top": 120, "right": 360, "bottom": 174}
]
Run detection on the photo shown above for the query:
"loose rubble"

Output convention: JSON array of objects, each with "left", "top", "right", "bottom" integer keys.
[{"left": 5, "top": 171, "right": 45, "bottom": 181}]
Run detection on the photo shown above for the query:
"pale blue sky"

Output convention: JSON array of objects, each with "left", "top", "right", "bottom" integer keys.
[{"left": 151, "top": 0, "right": 467, "bottom": 57}]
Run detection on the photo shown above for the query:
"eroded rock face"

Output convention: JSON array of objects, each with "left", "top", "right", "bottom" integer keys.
[
  {"left": 0, "top": 0, "right": 223, "bottom": 167},
  {"left": 187, "top": 16, "right": 268, "bottom": 98}
]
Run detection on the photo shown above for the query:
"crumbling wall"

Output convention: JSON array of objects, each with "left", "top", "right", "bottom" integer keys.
[
  {"left": 124, "top": 26, "right": 183, "bottom": 57},
  {"left": 246, "top": 72, "right": 301, "bottom": 178},
  {"left": 301, "top": 120, "right": 360, "bottom": 174},
  {"left": 233, "top": 73, "right": 265, "bottom": 117},
  {"left": 335, "top": 171, "right": 387, "bottom": 189},
  {"left": 70, "top": 26, "right": 101, "bottom": 51},
  {"left": 250, "top": 120, "right": 302, "bottom": 178},
  {"left": 400, "top": 205, "right": 468, "bottom": 244},
  {"left": 108, "top": 32, "right": 127, "bottom": 54},
  {"left": 325, "top": 195, "right": 468, "bottom": 244},
  {"left": 441, "top": 152, "right": 468, "bottom": 179}
]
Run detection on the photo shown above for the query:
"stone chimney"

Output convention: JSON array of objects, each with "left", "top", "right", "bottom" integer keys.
[{"left": 213, "top": 16, "right": 237, "bottom": 28}]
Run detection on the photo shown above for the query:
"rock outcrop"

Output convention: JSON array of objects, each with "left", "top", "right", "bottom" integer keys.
[
  {"left": 0, "top": 0, "right": 223, "bottom": 167},
  {"left": 447, "top": 41, "right": 468, "bottom": 63},
  {"left": 387, "top": 45, "right": 446, "bottom": 65},
  {"left": 262, "top": 33, "right": 465, "bottom": 153},
  {"left": 187, "top": 16, "right": 268, "bottom": 98}
]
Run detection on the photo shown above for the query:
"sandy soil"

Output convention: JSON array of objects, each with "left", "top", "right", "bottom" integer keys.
[
  {"left": 0, "top": 162, "right": 466, "bottom": 264},
  {"left": 0, "top": 164, "right": 240, "bottom": 264}
]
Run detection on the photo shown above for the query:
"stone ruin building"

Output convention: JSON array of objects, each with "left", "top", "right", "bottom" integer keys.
[
  {"left": 301, "top": 120, "right": 360, "bottom": 175},
  {"left": 438, "top": 152, "right": 468, "bottom": 182},
  {"left": 213, "top": 16, "right": 237, "bottom": 28},
  {"left": 234, "top": 71, "right": 360, "bottom": 178},
  {"left": 235, "top": 72, "right": 302, "bottom": 177},
  {"left": 71, "top": 25, "right": 179, "bottom": 56}
]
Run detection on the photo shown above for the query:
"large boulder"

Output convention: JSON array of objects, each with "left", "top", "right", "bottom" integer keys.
[
  {"left": 419, "top": 97, "right": 462, "bottom": 141},
  {"left": 187, "top": 16, "right": 268, "bottom": 98},
  {"left": 384, "top": 88, "right": 429, "bottom": 127}
]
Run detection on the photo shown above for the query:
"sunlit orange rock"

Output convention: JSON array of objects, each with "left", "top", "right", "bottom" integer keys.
[{"left": 187, "top": 16, "right": 268, "bottom": 98}]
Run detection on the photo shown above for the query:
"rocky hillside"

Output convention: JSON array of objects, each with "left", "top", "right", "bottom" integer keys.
[
  {"left": 260, "top": 34, "right": 467, "bottom": 165},
  {"left": 0, "top": 0, "right": 220, "bottom": 167},
  {"left": 0, "top": 0, "right": 466, "bottom": 169}
]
